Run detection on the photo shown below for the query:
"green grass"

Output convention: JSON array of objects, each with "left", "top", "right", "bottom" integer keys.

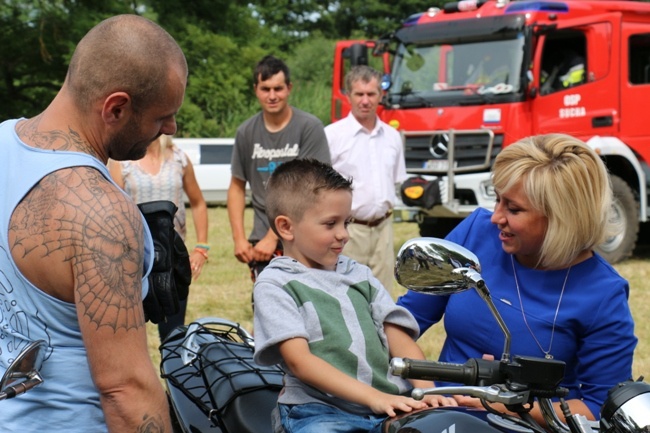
[{"left": 148, "top": 206, "right": 650, "bottom": 380}]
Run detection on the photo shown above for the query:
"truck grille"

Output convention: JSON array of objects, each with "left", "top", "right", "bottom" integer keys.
[{"left": 403, "top": 130, "right": 503, "bottom": 174}]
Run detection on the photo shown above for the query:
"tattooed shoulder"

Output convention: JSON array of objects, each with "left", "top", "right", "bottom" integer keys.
[{"left": 12, "top": 166, "right": 147, "bottom": 331}]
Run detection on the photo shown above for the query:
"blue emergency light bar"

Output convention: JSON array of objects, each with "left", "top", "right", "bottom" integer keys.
[{"left": 505, "top": 1, "right": 569, "bottom": 14}]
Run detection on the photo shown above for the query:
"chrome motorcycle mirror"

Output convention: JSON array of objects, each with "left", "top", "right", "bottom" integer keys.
[
  {"left": 0, "top": 340, "right": 46, "bottom": 401},
  {"left": 601, "top": 380, "right": 650, "bottom": 433},
  {"left": 395, "top": 237, "right": 481, "bottom": 294},
  {"left": 395, "top": 237, "right": 512, "bottom": 362}
]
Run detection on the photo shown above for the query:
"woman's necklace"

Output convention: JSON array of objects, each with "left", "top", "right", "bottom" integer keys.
[{"left": 510, "top": 255, "right": 570, "bottom": 360}]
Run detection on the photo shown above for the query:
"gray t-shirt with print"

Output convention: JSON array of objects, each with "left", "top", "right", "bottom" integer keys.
[{"left": 231, "top": 107, "right": 330, "bottom": 242}]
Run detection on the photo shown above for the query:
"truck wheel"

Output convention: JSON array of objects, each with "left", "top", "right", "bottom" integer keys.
[
  {"left": 596, "top": 175, "right": 639, "bottom": 264},
  {"left": 418, "top": 217, "right": 463, "bottom": 238}
]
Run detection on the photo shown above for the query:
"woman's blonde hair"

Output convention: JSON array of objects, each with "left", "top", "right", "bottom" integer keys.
[
  {"left": 492, "top": 134, "right": 615, "bottom": 269},
  {"left": 157, "top": 134, "right": 176, "bottom": 160},
  {"left": 159, "top": 134, "right": 174, "bottom": 150}
]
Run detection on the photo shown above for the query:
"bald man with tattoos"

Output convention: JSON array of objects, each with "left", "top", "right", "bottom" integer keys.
[{"left": 0, "top": 15, "right": 187, "bottom": 433}]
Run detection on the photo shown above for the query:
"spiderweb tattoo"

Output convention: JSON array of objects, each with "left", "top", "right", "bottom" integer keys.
[{"left": 10, "top": 166, "right": 146, "bottom": 332}]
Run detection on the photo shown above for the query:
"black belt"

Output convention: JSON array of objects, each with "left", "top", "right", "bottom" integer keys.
[{"left": 350, "top": 211, "right": 392, "bottom": 228}]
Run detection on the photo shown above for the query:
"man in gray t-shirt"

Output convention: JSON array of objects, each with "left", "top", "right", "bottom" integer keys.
[{"left": 228, "top": 55, "right": 330, "bottom": 283}]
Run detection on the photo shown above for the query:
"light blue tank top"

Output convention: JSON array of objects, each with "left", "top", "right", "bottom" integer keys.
[{"left": 0, "top": 118, "right": 154, "bottom": 432}]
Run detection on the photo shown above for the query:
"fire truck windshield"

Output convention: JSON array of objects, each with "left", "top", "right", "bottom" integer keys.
[{"left": 387, "top": 35, "right": 526, "bottom": 107}]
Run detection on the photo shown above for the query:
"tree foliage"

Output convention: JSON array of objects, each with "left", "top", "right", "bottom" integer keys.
[
  {"left": 0, "top": 0, "right": 446, "bottom": 136},
  {"left": 0, "top": 0, "right": 141, "bottom": 120},
  {"left": 252, "top": 0, "right": 446, "bottom": 39}
]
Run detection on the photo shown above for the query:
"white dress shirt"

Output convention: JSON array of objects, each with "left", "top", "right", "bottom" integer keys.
[{"left": 325, "top": 113, "right": 407, "bottom": 221}]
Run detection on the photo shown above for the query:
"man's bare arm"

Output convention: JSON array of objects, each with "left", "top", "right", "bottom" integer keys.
[
  {"left": 227, "top": 176, "right": 253, "bottom": 263},
  {"left": 10, "top": 166, "right": 171, "bottom": 432}
]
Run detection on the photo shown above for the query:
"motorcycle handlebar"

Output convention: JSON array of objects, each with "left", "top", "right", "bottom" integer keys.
[
  {"left": 0, "top": 373, "right": 44, "bottom": 401},
  {"left": 392, "top": 356, "right": 567, "bottom": 398},
  {"left": 391, "top": 357, "right": 503, "bottom": 386}
]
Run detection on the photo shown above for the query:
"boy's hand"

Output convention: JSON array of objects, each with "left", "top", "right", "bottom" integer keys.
[
  {"left": 371, "top": 392, "right": 459, "bottom": 418},
  {"left": 422, "top": 394, "right": 459, "bottom": 408},
  {"left": 369, "top": 392, "right": 428, "bottom": 417}
]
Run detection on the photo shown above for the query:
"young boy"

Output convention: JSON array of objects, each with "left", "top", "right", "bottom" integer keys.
[{"left": 252, "top": 159, "right": 456, "bottom": 433}]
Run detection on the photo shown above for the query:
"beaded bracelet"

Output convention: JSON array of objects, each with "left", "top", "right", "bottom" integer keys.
[
  {"left": 193, "top": 247, "right": 209, "bottom": 261},
  {"left": 195, "top": 243, "right": 210, "bottom": 251}
]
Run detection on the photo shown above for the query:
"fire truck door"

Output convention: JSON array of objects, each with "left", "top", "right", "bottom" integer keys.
[
  {"left": 620, "top": 24, "right": 650, "bottom": 141},
  {"left": 532, "top": 17, "right": 620, "bottom": 140}
]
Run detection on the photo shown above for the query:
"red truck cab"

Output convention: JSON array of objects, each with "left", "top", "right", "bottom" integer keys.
[{"left": 331, "top": 0, "right": 650, "bottom": 263}]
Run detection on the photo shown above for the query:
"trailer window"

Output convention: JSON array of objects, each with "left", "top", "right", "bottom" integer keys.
[
  {"left": 200, "top": 144, "right": 234, "bottom": 164},
  {"left": 629, "top": 34, "right": 650, "bottom": 85}
]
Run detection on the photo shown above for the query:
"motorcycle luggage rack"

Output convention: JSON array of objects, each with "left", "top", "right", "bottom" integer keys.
[{"left": 160, "top": 318, "right": 284, "bottom": 432}]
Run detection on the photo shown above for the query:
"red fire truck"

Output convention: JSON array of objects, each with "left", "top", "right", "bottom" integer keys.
[{"left": 331, "top": 0, "right": 650, "bottom": 263}]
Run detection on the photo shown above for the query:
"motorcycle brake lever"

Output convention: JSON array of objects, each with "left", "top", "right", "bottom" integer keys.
[{"left": 412, "top": 385, "right": 530, "bottom": 405}]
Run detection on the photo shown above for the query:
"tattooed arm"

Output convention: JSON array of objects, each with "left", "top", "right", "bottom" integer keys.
[{"left": 10, "top": 167, "right": 172, "bottom": 432}]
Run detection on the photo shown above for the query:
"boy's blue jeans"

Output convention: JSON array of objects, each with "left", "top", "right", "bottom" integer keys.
[{"left": 278, "top": 403, "right": 385, "bottom": 433}]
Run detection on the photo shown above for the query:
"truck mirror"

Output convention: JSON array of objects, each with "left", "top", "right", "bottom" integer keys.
[
  {"left": 527, "top": 70, "right": 537, "bottom": 99},
  {"left": 373, "top": 38, "right": 392, "bottom": 56},
  {"left": 346, "top": 43, "right": 368, "bottom": 66}
]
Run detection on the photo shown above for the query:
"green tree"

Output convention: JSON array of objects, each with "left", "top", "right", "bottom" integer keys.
[
  {"left": 251, "top": 0, "right": 448, "bottom": 39},
  {"left": 149, "top": 0, "right": 259, "bottom": 45},
  {"left": 285, "top": 33, "right": 336, "bottom": 126},
  {"left": 332, "top": 0, "right": 448, "bottom": 37},
  {"left": 173, "top": 24, "right": 266, "bottom": 137},
  {"left": 0, "top": 0, "right": 443, "bottom": 137},
  {"left": 150, "top": 0, "right": 286, "bottom": 136},
  {"left": 0, "top": 0, "right": 144, "bottom": 119}
]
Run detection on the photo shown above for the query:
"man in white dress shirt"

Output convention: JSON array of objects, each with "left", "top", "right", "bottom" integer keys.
[{"left": 325, "top": 65, "right": 407, "bottom": 290}]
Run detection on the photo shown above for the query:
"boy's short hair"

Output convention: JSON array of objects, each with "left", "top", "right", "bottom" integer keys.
[
  {"left": 254, "top": 55, "right": 291, "bottom": 86},
  {"left": 266, "top": 159, "right": 352, "bottom": 236}
]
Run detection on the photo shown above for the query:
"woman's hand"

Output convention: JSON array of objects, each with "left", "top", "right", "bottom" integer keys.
[
  {"left": 452, "top": 354, "right": 494, "bottom": 410},
  {"left": 190, "top": 248, "right": 208, "bottom": 280},
  {"left": 453, "top": 394, "right": 486, "bottom": 409}
]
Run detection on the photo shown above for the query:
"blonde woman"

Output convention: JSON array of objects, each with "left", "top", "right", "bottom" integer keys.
[
  {"left": 398, "top": 134, "right": 636, "bottom": 423},
  {"left": 109, "top": 134, "right": 208, "bottom": 340}
]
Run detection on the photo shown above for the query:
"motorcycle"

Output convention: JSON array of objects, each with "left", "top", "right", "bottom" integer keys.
[
  {"left": 160, "top": 317, "right": 284, "bottom": 432},
  {"left": 160, "top": 237, "right": 650, "bottom": 433},
  {"left": 0, "top": 339, "right": 46, "bottom": 402}
]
